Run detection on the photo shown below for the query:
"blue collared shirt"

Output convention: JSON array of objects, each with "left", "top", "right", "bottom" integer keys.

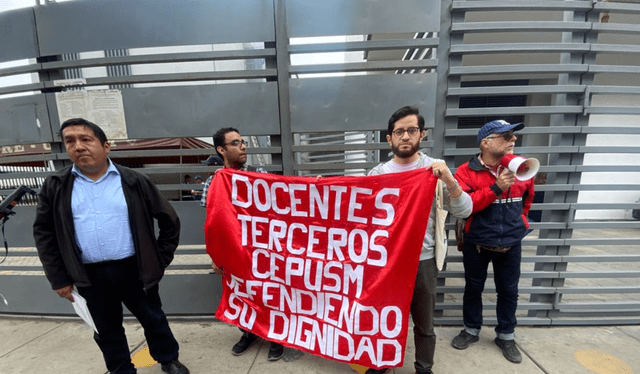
[{"left": 71, "top": 160, "right": 135, "bottom": 263}]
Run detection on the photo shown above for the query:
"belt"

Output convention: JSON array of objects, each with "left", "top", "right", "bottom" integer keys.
[{"left": 476, "top": 244, "right": 511, "bottom": 253}]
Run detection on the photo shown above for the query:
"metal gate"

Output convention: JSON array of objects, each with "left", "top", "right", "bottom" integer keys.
[{"left": 1, "top": 0, "right": 639, "bottom": 325}]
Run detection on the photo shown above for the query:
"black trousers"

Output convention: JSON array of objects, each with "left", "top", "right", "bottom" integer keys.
[
  {"left": 462, "top": 240, "right": 521, "bottom": 337},
  {"left": 78, "top": 257, "right": 179, "bottom": 374},
  {"left": 410, "top": 258, "right": 437, "bottom": 373}
]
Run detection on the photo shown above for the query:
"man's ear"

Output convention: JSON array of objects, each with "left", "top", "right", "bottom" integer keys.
[{"left": 216, "top": 145, "right": 225, "bottom": 157}]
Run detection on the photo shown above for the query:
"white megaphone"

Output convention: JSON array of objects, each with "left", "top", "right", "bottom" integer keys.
[{"left": 500, "top": 154, "right": 539, "bottom": 181}]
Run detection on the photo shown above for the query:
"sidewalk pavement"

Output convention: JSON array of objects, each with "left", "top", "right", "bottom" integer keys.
[{"left": 1, "top": 317, "right": 638, "bottom": 374}]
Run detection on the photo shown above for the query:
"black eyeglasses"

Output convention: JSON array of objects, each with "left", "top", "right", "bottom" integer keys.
[
  {"left": 223, "top": 139, "right": 248, "bottom": 147},
  {"left": 486, "top": 131, "right": 516, "bottom": 141},
  {"left": 392, "top": 127, "right": 421, "bottom": 138}
]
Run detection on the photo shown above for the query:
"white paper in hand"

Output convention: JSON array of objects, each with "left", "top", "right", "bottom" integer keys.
[{"left": 71, "top": 290, "right": 98, "bottom": 333}]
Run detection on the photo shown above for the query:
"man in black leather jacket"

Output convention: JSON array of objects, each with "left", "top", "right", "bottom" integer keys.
[{"left": 33, "top": 118, "right": 189, "bottom": 374}]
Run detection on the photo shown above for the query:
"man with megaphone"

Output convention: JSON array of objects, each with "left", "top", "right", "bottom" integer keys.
[{"left": 450, "top": 120, "right": 535, "bottom": 364}]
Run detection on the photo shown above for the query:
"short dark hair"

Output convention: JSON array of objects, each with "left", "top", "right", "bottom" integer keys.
[
  {"left": 59, "top": 118, "right": 108, "bottom": 145},
  {"left": 387, "top": 106, "right": 425, "bottom": 137},
  {"left": 213, "top": 127, "right": 240, "bottom": 159}
]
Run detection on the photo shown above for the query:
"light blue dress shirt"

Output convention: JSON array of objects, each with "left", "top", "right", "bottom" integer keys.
[{"left": 71, "top": 160, "right": 135, "bottom": 264}]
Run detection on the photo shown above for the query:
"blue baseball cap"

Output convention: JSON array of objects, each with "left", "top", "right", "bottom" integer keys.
[{"left": 477, "top": 120, "right": 524, "bottom": 144}]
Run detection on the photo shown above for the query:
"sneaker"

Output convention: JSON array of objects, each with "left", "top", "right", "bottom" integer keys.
[
  {"left": 232, "top": 331, "right": 259, "bottom": 356},
  {"left": 160, "top": 359, "right": 190, "bottom": 374},
  {"left": 451, "top": 330, "right": 479, "bottom": 350},
  {"left": 494, "top": 338, "right": 522, "bottom": 363},
  {"left": 364, "top": 369, "right": 388, "bottom": 374},
  {"left": 268, "top": 342, "right": 284, "bottom": 361}
]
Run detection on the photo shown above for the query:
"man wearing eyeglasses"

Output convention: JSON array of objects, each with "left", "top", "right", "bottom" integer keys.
[
  {"left": 199, "top": 127, "right": 282, "bottom": 361},
  {"left": 366, "top": 106, "right": 472, "bottom": 374},
  {"left": 200, "top": 127, "right": 266, "bottom": 208},
  {"left": 451, "top": 120, "right": 535, "bottom": 364}
]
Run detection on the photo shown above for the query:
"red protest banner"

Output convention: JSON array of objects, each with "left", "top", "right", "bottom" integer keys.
[{"left": 205, "top": 168, "right": 437, "bottom": 369}]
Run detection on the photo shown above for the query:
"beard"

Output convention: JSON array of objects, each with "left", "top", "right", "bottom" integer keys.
[{"left": 392, "top": 141, "right": 420, "bottom": 159}]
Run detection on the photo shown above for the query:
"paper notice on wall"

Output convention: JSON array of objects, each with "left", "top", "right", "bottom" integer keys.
[{"left": 55, "top": 89, "right": 128, "bottom": 139}]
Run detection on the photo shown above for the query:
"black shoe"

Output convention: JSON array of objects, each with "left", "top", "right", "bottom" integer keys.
[
  {"left": 364, "top": 369, "right": 388, "bottom": 374},
  {"left": 494, "top": 338, "right": 522, "bottom": 363},
  {"left": 161, "top": 359, "right": 190, "bottom": 374},
  {"left": 232, "top": 332, "right": 259, "bottom": 356},
  {"left": 268, "top": 342, "right": 284, "bottom": 361},
  {"left": 416, "top": 371, "right": 434, "bottom": 374},
  {"left": 451, "top": 330, "right": 479, "bottom": 350}
]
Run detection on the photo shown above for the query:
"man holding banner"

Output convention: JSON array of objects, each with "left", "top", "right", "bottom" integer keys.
[
  {"left": 204, "top": 121, "right": 457, "bottom": 369},
  {"left": 201, "top": 127, "right": 283, "bottom": 361},
  {"left": 200, "top": 127, "right": 266, "bottom": 208},
  {"left": 365, "top": 106, "right": 472, "bottom": 374}
]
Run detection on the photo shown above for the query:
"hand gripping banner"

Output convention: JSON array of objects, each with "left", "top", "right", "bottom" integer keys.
[{"left": 205, "top": 168, "right": 437, "bottom": 369}]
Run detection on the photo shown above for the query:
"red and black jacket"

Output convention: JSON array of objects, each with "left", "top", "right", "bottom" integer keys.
[{"left": 454, "top": 155, "right": 535, "bottom": 248}]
